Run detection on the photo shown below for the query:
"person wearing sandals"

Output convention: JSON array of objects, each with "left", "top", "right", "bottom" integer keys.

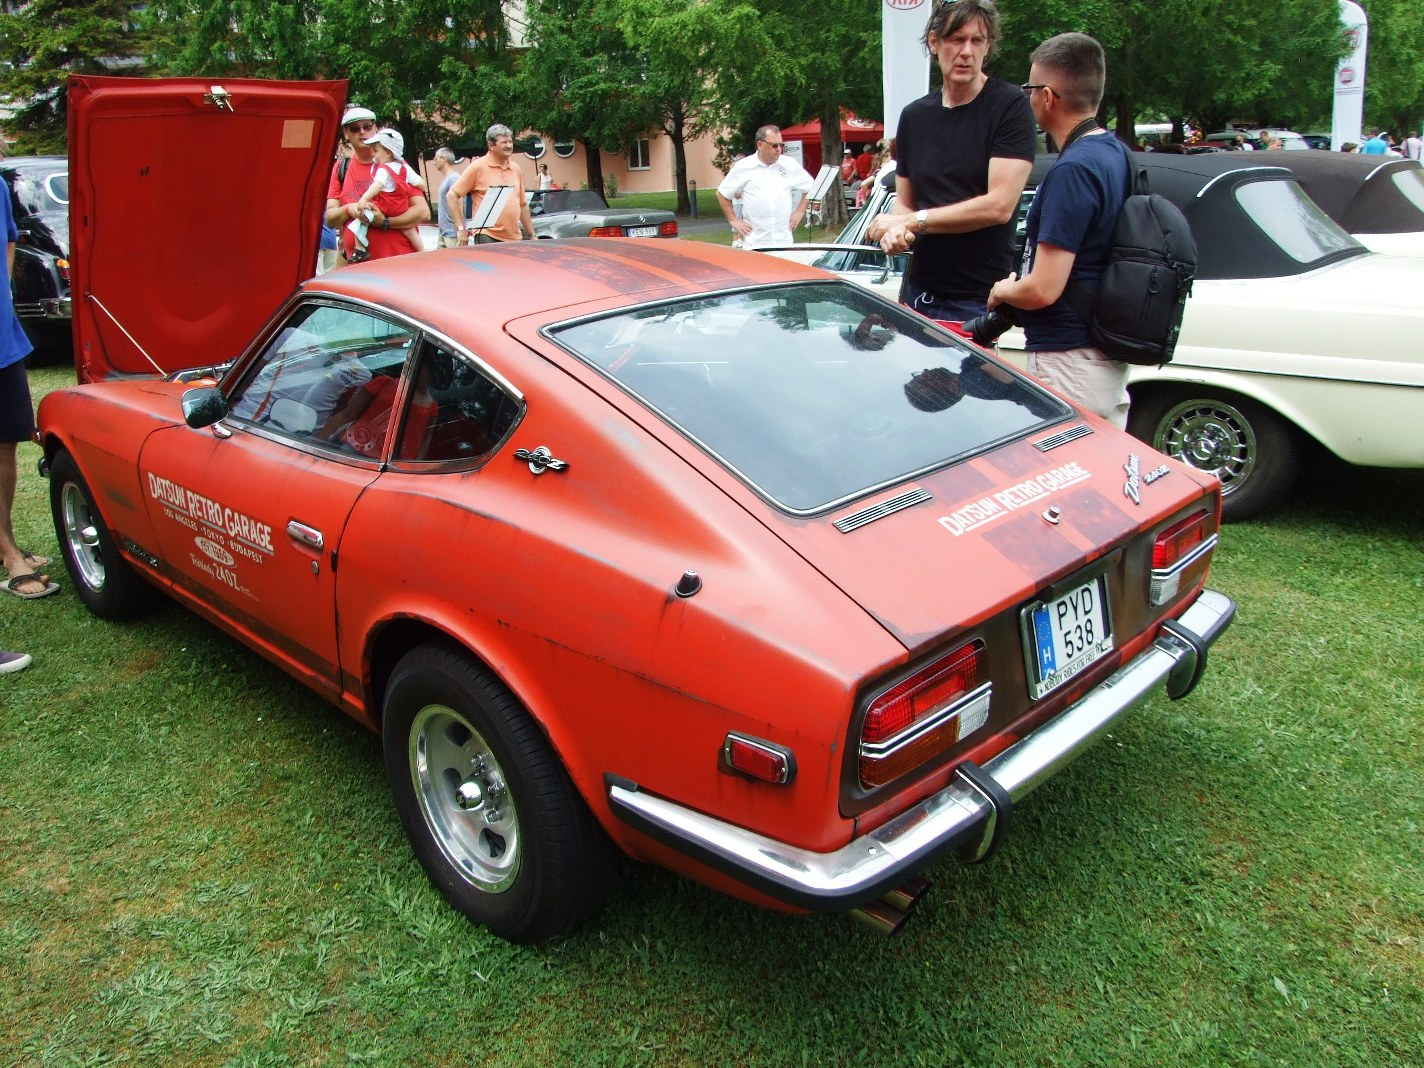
[{"left": 0, "top": 172, "right": 58, "bottom": 602}]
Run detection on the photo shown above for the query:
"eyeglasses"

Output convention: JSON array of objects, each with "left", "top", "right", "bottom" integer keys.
[
  {"left": 345, "top": 121, "right": 377, "bottom": 133},
  {"left": 759, "top": 140, "right": 785, "bottom": 149},
  {"left": 1020, "top": 83, "right": 1054, "bottom": 99}
]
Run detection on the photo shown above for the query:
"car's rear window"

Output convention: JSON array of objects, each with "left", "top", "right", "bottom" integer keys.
[
  {"left": 550, "top": 283, "right": 1068, "bottom": 513},
  {"left": 1233, "top": 179, "right": 1361, "bottom": 266}
]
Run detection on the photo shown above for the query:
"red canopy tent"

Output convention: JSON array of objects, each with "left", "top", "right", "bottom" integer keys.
[{"left": 780, "top": 113, "right": 884, "bottom": 175}]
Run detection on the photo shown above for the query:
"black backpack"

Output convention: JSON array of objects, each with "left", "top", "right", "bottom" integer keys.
[{"left": 1066, "top": 171, "right": 1197, "bottom": 366}]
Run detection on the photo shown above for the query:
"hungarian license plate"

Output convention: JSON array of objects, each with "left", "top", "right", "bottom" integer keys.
[
  {"left": 627, "top": 225, "right": 659, "bottom": 238},
  {"left": 1024, "top": 576, "right": 1113, "bottom": 698}
]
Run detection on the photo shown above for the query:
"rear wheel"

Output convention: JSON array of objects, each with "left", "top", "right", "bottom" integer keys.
[
  {"left": 1128, "top": 390, "right": 1300, "bottom": 522},
  {"left": 49, "top": 449, "right": 157, "bottom": 619},
  {"left": 382, "top": 642, "right": 616, "bottom": 943}
]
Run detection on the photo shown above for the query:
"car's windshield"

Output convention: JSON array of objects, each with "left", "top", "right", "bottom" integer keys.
[
  {"left": 536, "top": 189, "right": 609, "bottom": 214},
  {"left": 1233, "top": 178, "right": 1362, "bottom": 267},
  {"left": 550, "top": 283, "right": 1068, "bottom": 514}
]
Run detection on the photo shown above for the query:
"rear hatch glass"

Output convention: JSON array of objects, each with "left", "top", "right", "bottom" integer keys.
[{"left": 549, "top": 282, "right": 1070, "bottom": 513}]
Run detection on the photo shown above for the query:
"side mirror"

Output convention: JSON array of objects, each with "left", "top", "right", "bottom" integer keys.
[{"left": 182, "top": 386, "right": 229, "bottom": 428}]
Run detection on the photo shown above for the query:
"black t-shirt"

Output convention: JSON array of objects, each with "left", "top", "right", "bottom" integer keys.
[{"left": 895, "top": 79, "right": 1037, "bottom": 300}]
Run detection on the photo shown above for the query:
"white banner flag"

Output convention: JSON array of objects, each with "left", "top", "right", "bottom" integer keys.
[
  {"left": 883, "top": 0, "right": 932, "bottom": 143},
  {"left": 1332, "top": 2, "right": 1368, "bottom": 151}
]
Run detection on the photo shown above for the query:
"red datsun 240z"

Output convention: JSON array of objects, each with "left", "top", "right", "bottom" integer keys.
[{"left": 36, "top": 77, "right": 1234, "bottom": 942}]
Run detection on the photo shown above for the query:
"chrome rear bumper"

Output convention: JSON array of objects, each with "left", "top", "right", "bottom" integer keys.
[{"left": 607, "top": 588, "right": 1234, "bottom": 912}]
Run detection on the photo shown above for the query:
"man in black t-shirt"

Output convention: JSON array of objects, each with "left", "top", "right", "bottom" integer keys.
[{"left": 868, "top": 0, "right": 1036, "bottom": 321}]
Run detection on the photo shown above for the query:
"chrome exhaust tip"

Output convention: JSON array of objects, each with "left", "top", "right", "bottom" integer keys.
[{"left": 848, "top": 875, "right": 932, "bottom": 936}]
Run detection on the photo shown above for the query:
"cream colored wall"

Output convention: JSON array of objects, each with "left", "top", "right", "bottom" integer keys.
[{"left": 419, "top": 130, "right": 725, "bottom": 197}]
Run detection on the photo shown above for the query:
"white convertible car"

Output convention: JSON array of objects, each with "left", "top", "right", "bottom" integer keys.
[{"left": 772, "top": 154, "right": 1424, "bottom": 521}]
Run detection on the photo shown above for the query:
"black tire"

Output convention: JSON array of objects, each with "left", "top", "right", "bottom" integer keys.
[
  {"left": 1128, "top": 390, "right": 1300, "bottom": 522},
  {"left": 382, "top": 642, "right": 616, "bottom": 943},
  {"left": 48, "top": 449, "right": 158, "bottom": 619}
]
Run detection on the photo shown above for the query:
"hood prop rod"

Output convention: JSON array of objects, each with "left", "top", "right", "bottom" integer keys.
[{"left": 86, "top": 293, "right": 169, "bottom": 376}]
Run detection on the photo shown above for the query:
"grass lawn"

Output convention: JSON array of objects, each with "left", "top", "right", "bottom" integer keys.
[{"left": 3, "top": 363, "right": 1421, "bottom": 1066}]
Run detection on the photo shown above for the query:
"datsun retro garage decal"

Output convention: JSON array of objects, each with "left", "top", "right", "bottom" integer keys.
[
  {"left": 146, "top": 471, "right": 274, "bottom": 596},
  {"left": 937, "top": 461, "right": 1092, "bottom": 536}
]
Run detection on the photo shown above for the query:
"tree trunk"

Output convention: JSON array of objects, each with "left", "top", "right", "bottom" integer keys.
[
  {"left": 1113, "top": 92, "right": 1136, "bottom": 147},
  {"left": 665, "top": 100, "right": 691, "bottom": 216},
  {"left": 819, "top": 101, "right": 847, "bottom": 231},
  {"left": 581, "top": 139, "right": 605, "bottom": 196}
]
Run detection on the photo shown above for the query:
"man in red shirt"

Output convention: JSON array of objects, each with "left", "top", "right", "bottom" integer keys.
[
  {"left": 323, "top": 105, "right": 431, "bottom": 264},
  {"left": 854, "top": 144, "right": 875, "bottom": 181}
]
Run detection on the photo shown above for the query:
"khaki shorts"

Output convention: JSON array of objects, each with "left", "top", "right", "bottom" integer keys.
[{"left": 1027, "top": 348, "right": 1131, "bottom": 429}]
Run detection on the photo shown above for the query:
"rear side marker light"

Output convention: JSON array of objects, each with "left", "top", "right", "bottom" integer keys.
[
  {"left": 722, "top": 733, "right": 795, "bottom": 785},
  {"left": 859, "top": 641, "right": 990, "bottom": 788},
  {"left": 1151, "top": 509, "right": 1217, "bottom": 606},
  {"left": 57, "top": 258, "right": 70, "bottom": 282}
]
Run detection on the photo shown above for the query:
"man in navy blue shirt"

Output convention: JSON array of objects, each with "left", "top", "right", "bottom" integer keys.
[{"left": 988, "top": 32, "right": 1131, "bottom": 426}]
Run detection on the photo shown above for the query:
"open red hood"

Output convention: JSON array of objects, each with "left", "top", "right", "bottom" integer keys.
[{"left": 67, "top": 76, "right": 347, "bottom": 382}]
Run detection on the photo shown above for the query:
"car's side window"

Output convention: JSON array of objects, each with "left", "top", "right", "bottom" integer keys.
[
  {"left": 228, "top": 303, "right": 414, "bottom": 454},
  {"left": 397, "top": 341, "right": 521, "bottom": 465}
]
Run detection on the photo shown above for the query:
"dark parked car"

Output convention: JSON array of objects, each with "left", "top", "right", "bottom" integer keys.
[
  {"left": 527, "top": 188, "right": 678, "bottom": 239},
  {"left": 2, "top": 155, "right": 71, "bottom": 355}
]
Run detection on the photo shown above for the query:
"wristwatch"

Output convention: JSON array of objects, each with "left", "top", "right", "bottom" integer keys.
[{"left": 915, "top": 209, "right": 929, "bottom": 234}]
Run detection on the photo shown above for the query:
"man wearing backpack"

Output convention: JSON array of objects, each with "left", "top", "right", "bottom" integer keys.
[{"left": 987, "top": 32, "right": 1132, "bottom": 426}]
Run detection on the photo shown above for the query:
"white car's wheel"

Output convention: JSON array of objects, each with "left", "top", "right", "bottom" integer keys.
[{"left": 1129, "top": 391, "right": 1300, "bottom": 522}]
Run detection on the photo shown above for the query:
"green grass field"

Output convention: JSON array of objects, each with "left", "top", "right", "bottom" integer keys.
[{"left": 3, "top": 364, "right": 1421, "bottom": 1066}]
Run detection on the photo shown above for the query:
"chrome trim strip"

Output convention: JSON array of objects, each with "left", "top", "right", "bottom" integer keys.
[
  {"left": 859, "top": 683, "right": 992, "bottom": 760},
  {"left": 1151, "top": 533, "right": 1218, "bottom": 585},
  {"left": 607, "top": 588, "right": 1235, "bottom": 912},
  {"left": 835, "top": 488, "right": 932, "bottom": 533},
  {"left": 1033, "top": 424, "right": 1092, "bottom": 451}
]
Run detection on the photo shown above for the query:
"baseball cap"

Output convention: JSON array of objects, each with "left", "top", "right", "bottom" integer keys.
[
  {"left": 843, "top": 147, "right": 852, "bottom": 154},
  {"left": 362, "top": 127, "right": 405, "bottom": 158},
  {"left": 342, "top": 105, "right": 377, "bottom": 127}
]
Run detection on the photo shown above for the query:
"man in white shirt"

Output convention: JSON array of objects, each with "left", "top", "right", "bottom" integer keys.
[{"left": 716, "top": 125, "right": 813, "bottom": 249}]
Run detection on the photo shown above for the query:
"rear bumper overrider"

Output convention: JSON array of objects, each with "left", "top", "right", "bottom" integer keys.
[{"left": 607, "top": 588, "right": 1235, "bottom": 912}]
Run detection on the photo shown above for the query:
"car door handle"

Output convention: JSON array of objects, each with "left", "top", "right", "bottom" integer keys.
[{"left": 286, "top": 521, "right": 324, "bottom": 551}]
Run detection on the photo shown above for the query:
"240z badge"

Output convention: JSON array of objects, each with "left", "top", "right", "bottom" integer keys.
[{"left": 1123, "top": 455, "right": 1171, "bottom": 505}]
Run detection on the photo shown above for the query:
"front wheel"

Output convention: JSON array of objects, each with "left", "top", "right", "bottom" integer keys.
[
  {"left": 1128, "top": 391, "right": 1300, "bottom": 522},
  {"left": 48, "top": 449, "right": 157, "bottom": 619},
  {"left": 382, "top": 642, "right": 616, "bottom": 943}
]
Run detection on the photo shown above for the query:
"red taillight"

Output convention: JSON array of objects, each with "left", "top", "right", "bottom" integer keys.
[
  {"left": 587, "top": 225, "right": 623, "bottom": 237},
  {"left": 1151, "top": 509, "right": 1216, "bottom": 606},
  {"left": 57, "top": 258, "right": 70, "bottom": 283},
  {"left": 658, "top": 221, "right": 678, "bottom": 237},
  {"left": 1153, "top": 510, "right": 1210, "bottom": 570},
  {"left": 722, "top": 733, "right": 794, "bottom": 784},
  {"left": 859, "top": 641, "right": 989, "bottom": 788}
]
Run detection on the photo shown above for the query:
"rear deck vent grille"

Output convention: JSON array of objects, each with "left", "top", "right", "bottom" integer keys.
[
  {"left": 835, "top": 488, "right": 932, "bottom": 533},
  {"left": 1034, "top": 424, "right": 1092, "bottom": 451}
]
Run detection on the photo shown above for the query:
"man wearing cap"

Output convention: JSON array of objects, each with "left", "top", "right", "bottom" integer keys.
[
  {"left": 324, "top": 105, "right": 430, "bottom": 263},
  {"left": 447, "top": 124, "right": 535, "bottom": 244},
  {"left": 432, "top": 147, "right": 467, "bottom": 249}
]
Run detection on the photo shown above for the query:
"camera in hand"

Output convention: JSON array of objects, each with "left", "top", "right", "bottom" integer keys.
[{"left": 959, "top": 306, "right": 1018, "bottom": 346}]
